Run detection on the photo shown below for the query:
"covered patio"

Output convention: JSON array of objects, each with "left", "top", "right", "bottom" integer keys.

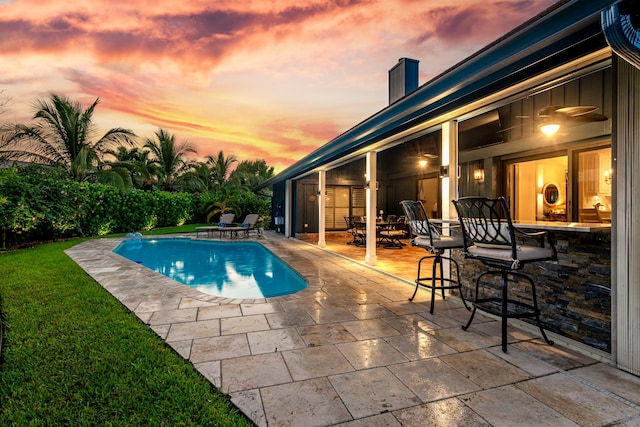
[{"left": 66, "top": 231, "right": 640, "bottom": 426}]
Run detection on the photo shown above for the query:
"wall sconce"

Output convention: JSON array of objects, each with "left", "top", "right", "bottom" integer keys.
[
  {"left": 539, "top": 122, "right": 560, "bottom": 136},
  {"left": 473, "top": 167, "right": 485, "bottom": 181},
  {"left": 604, "top": 168, "right": 613, "bottom": 185},
  {"left": 365, "top": 181, "right": 379, "bottom": 190},
  {"left": 418, "top": 159, "right": 427, "bottom": 167}
]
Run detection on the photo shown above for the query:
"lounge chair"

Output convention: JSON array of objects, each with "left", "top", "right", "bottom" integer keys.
[
  {"left": 220, "top": 214, "right": 261, "bottom": 238},
  {"left": 195, "top": 213, "right": 236, "bottom": 238}
]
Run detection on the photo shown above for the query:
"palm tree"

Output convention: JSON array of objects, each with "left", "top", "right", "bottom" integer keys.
[
  {"left": 0, "top": 93, "right": 136, "bottom": 186},
  {"left": 143, "top": 128, "right": 197, "bottom": 192},
  {"left": 104, "top": 146, "right": 157, "bottom": 189},
  {"left": 206, "top": 150, "right": 238, "bottom": 187}
]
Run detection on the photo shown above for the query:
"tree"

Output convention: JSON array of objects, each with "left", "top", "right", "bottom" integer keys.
[
  {"left": 0, "top": 89, "right": 11, "bottom": 117},
  {"left": 104, "top": 145, "right": 157, "bottom": 189},
  {"left": 206, "top": 150, "right": 238, "bottom": 187},
  {"left": 0, "top": 93, "right": 136, "bottom": 187},
  {"left": 143, "top": 128, "right": 197, "bottom": 192},
  {"left": 228, "top": 159, "right": 274, "bottom": 196}
]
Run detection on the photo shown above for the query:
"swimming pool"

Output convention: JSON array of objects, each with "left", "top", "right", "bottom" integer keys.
[{"left": 113, "top": 238, "right": 307, "bottom": 299}]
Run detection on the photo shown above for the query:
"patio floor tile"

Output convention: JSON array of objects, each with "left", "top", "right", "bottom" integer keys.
[
  {"left": 281, "top": 345, "right": 354, "bottom": 381},
  {"left": 388, "top": 358, "right": 481, "bottom": 402},
  {"left": 247, "top": 327, "right": 307, "bottom": 354},
  {"left": 344, "top": 303, "right": 396, "bottom": 320},
  {"left": 461, "top": 385, "right": 578, "bottom": 426},
  {"left": 221, "top": 352, "right": 292, "bottom": 393},
  {"left": 384, "top": 332, "right": 458, "bottom": 361},
  {"left": 197, "top": 304, "right": 242, "bottom": 320},
  {"left": 264, "top": 310, "right": 316, "bottom": 328},
  {"left": 336, "top": 339, "right": 409, "bottom": 370},
  {"left": 190, "top": 334, "right": 250, "bottom": 363},
  {"left": 392, "top": 398, "right": 490, "bottom": 427},
  {"left": 380, "top": 313, "right": 438, "bottom": 335},
  {"left": 296, "top": 323, "right": 357, "bottom": 346},
  {"left": 229, "top": 389, "right": 266, "bottom": 427},
  {"left": 515, "top": 372, "right": 640, "bottom": 425},
  {"left": 571, "top": 363, "right": 640, "bottom": 405},
  {"left": 220, "top": 314, "right": 270, "bottom": 335},
  {"left": 306, "top": 306, "right": 358, "bottom": 324},
  {"left": 261, "top": 377, "right": 352, "bottom": 426},
  {"left": 440, "top": 349, "right": 531, "bottom": 388},
  {"left": 329, "top": 367, "right": 422, "bottom": 419},
  {"left": 165, "top": 318, "right": 220, "bottom": 342},
  {"left": 334, "top": 412, "right": 403, "bottom": 426},
  {"left": 341, "top": 318, "right": 402, "bottom": 340}
]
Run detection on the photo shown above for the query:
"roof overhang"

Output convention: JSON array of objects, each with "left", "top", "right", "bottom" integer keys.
[{"left": 263, "top": 0, "right": 619, "bottom": 188}]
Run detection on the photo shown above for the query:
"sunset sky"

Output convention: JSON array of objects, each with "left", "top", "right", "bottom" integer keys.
[{"left": 0, "top": 0, "right": 558, "bottom": 173}]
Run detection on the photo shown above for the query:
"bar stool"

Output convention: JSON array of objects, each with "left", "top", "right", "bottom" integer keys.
[
  {"left": 400, "top": 200, "right": 470, "bottom": 314},
  {"left": 452, "top": 196, "right": 556, "bottom": 352}
]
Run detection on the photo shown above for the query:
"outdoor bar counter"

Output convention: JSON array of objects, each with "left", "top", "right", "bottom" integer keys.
[{"left": 449, "top": 220, "right": 612, "bottom": 353}]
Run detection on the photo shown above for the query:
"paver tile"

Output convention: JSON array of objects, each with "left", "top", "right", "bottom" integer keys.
[
  {"left": 330, "top": 367, "right": 422, "bottom": 419},
  {"left": 282, "top": 345, "right": 354, "bottom": 380},
  {"left": 261, "top": 377, "right": 352, "bottom": 426}
]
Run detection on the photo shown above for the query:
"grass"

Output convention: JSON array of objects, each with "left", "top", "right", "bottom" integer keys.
[{"left": 0, "top": 226, "right": 254, "bottom": 426}]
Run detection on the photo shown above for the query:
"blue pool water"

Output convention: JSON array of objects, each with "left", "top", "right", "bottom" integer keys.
[{"left": 113, "top": 238, "right": 307, "bottom": 299}]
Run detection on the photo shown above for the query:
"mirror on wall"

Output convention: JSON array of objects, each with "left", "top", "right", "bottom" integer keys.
[{"left": 543, "top": 183, "right": 559, "bottom": 205}]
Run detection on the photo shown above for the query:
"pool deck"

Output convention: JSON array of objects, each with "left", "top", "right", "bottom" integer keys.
[{"left": 65, "top": 231, "right": 640, "bottom": 426}]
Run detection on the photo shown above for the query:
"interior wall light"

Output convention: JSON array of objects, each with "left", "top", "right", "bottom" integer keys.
[
  {"left": 473, "top": 167, "right": 485, "bottom": 181},
  {"left": 540, "top": 122, "right": 560, "bottom": 136},
  {"left": 418, "top": 159, "right": 427, "bottom": 167},
  {"left": 604, "top": 168, "right": 613, "bottom": 185}
]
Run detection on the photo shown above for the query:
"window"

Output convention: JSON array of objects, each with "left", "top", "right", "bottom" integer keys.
[
  {"left": 506, "top": 156, "right": 568, "bottom": 222},
  {"left": 324, "top": 186, "right": 365, "bottom": 230}
]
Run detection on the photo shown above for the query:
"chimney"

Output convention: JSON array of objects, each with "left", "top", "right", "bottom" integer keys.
[{"left": 388, "top": 58, "right": 419, "bottom": 104}]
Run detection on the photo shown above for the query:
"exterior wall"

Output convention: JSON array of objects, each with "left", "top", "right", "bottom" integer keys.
[{"left": 452, "top": 230, "right": 612, "bottom": 351}]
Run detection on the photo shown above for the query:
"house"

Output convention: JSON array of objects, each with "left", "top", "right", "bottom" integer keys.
[{"left": 263, "top": 0, "right": 640, "bottom": 375}]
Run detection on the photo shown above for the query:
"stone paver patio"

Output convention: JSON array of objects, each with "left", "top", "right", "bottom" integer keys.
[{"left": 65, "top": 232, "right": 640, "bottom": 426}]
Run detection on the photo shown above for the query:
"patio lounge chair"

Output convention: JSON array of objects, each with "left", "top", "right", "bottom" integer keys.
[
  {"left": 221, "top": 214, "right": 261, "bottom": 238},
  {"left": 196, "top": 213, "right": 235, "bottom": 238}
]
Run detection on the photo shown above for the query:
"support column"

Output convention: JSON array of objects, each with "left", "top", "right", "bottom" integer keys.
[
  {"left": 284, "top": 179, "right": 292, "bottom": 238},
  {"left": 365, "top": 151, "right": 377, "bottom": 266},
  {"left": 441, "top": 120, "right": 459, "bottom": 220},
  {"left": 440, "top": 121, "right": 459, "bottom": 283},
  {"left": 318, "top": 170, "right": 326, "bottom": 248},
  {"left": 614, "top": 56, "right": 640, "bottom": 375}
]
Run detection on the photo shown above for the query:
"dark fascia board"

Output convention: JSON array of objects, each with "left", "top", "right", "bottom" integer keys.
[{"left": 263, "top": 0, "right": 617, "bottom": 187}]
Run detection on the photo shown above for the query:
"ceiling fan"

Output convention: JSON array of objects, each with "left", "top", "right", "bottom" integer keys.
[{"left": 501, "top": 105, "right": 608, "bottom": 135}]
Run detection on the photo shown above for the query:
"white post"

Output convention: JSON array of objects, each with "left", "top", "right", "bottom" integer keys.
[
  {"left": 284, "top": 179, "right": 292, "bottom": 238},
  {"left": 441, "top": 120, "right": 458, "bottom": 221},
  {"left": 441, "top": 121, "right": 458, "bottom": 282},
  {"left": 318, "top": 170, "right": 326, "bottom": 248},
  {"left": 365, "top": 151, "right": 377, "bottom": 265}
]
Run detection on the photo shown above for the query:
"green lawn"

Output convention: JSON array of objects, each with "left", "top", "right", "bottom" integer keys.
[{"left": 0, "top": 228, "right": 254, "bottom": 426}]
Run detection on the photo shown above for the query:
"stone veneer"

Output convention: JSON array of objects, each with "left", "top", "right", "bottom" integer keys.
[{"left": 451, "top": 230, "right": 612, "bottom": 352}]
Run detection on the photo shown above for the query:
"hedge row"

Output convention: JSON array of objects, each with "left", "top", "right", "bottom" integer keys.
[{"left": 0, "top": 166, "right": 270, "bottom": 248}]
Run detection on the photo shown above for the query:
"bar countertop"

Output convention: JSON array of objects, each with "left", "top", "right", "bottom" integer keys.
[
  {"left": 432, "top": 219, "right": 611, "bottom": 233},
  {"left": 512, "top": 221, "right": 611, "bottom": 233}
]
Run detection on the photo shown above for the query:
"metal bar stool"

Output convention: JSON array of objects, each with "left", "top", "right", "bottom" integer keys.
[
  {"left": 453, "top": 196, "right": 556, "bottom": 352},
  {"left": 400, "top": 200, "right": 470, "bottom": 314}
]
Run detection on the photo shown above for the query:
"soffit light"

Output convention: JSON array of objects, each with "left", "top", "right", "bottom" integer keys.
[{"left": 539, "top": 122, "right": 561, "bottom": 136}]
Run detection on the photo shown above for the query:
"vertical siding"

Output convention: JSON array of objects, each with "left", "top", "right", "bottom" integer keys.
[{"left": 615, "top": 56, "right": 640, "bottom": 375}]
